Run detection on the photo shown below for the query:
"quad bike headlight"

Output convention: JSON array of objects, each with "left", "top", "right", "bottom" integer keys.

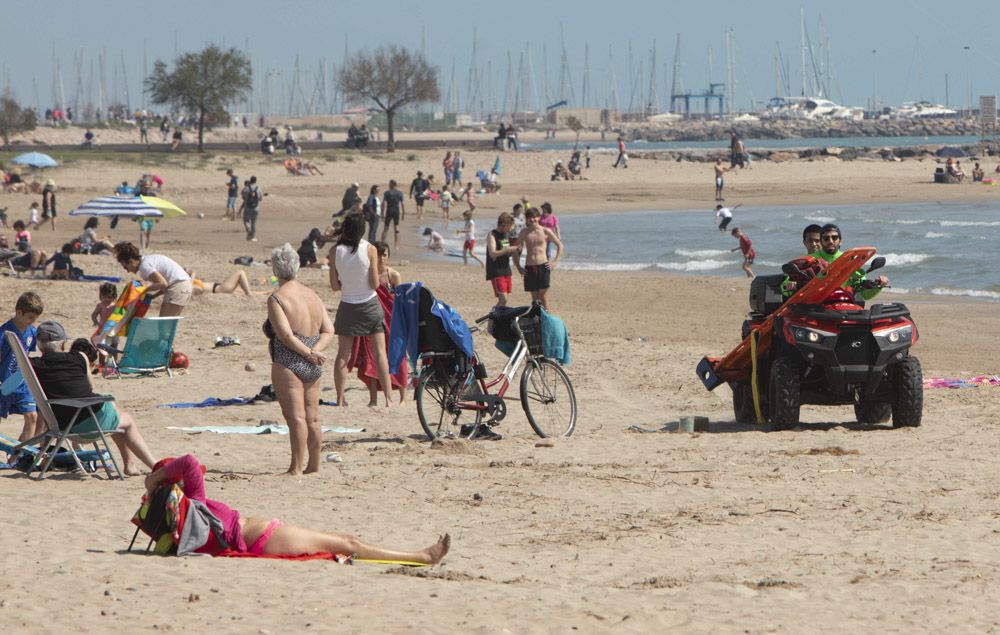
[
  {"left": 791, "top": 326, "right": 835, "bottom": 344},
  {"left": 875, "top": 324, "right": 913, "bottom": 345}
]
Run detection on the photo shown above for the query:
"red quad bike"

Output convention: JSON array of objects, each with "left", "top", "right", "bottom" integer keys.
[{"left": 696, "top": 247, "right": 923, "bottom": 430}]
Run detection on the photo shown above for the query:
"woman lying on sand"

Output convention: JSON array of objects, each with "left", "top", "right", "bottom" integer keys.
[
  {"left": 188, "top": 269, "right": 255, "bottom": 295},
  {"left": 146, "top": 454, "right": 450, "bottom": 563}
]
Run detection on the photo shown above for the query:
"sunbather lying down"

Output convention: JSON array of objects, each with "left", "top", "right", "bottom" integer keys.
[
  {"left": 145, "top": 455, "right": 451, "bottom": 563},
  {"left": 188, "top": 269, "right": 255, "bottom": 295}
]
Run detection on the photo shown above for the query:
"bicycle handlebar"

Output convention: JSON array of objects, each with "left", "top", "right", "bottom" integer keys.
[{"left": 475, "top": 314, "right": 492, "bottom": 324}]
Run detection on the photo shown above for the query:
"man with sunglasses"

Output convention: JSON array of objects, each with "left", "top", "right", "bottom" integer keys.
[{"left": 814, "top": 223, "right": 888, "bottom": 300}]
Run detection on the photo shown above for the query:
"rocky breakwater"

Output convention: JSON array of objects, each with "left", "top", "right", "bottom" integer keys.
[{"left": 631, "top": 117, "right": 981, "bottom": 143}]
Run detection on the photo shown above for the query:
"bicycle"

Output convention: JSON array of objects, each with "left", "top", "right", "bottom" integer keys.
[{"left": 413, "top": 303, "right": 577, "bottom": 440}]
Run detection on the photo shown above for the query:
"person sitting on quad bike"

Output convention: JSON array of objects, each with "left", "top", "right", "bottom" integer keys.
[{"left": 781, "top": 223, "right": 888, "bottom": 302}]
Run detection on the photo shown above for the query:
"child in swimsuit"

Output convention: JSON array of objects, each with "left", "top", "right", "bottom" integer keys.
[{"left": 515, "top": 207, "right": 562, "bottom": 312}]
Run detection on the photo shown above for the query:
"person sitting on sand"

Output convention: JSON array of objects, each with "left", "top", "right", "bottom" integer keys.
[
  {"left": 973, "top": 162, "right": 984, "bottom": 182},
  {"left": 10, "top": 220, "right": 48, "bottom": 271},
  {"left": 44, "top": 243, "right": 76, "bottom": 280},
  {"left": 551, "top": 160, "right": 568, "bottom": 181},
  {"left": 423, "top": 227, "right": 445, "bottom": 253},
  {"left": 144, "top": 454, "right": 450, "bottom": 562},
  {"left": 77, "top": 217, "right": 115, "bottom": 255},
  {"left": 31, "top": 322, "right": 157, "bottom": 476},
  {"left": 297, "top": 228, "right": 328, "bottom": 268}
]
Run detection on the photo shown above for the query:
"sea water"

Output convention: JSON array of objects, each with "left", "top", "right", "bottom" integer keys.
[
  {"left": 520, "top": 134, "right": 983, "bottom": 153},
  {"left": 556, "top": 202, "right": 1000, "bottom": 301}
]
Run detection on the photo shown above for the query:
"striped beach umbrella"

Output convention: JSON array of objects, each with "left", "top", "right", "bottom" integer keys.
[{"left": 68, "top": 196, "right": 166, "bottom": 218}]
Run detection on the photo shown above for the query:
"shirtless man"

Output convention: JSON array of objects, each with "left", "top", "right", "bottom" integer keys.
[
  {"left": 515, "top": 207, "right": 563, "bottom": 311},
  {"left": 714, "top": 159, "right": 729, "bottom": 201}
]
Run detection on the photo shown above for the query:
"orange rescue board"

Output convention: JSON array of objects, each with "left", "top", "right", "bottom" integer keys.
[{"left": 699, "top": 247, "right": 877, "bottom": 386}]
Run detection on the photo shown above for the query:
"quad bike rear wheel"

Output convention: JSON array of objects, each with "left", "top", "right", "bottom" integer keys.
[
  {"left": 768, "top": 357, "right": 801, "bottom": 430},
  {"left": 891, "top": 356, "right": 923, "bottom": 428},
  {"left": 854, "top": 400, "right": 892, "bottom": 424}
]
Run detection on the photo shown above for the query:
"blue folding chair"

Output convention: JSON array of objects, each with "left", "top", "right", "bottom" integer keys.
[{"left": 101, "top": 316, "right": 182, "bottom": 378}]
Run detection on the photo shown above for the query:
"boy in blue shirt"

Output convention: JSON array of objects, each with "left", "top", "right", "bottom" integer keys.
[{"left": 0, "top": 291, "right": 44, "bottom": 442}]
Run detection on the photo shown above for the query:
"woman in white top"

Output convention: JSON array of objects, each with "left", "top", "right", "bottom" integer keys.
[
  {"left": 113, "top": 241, "right": 193, "bottom": 317},
  {"left": 329, "top": 213, "right": 393, "bottom": 407}
]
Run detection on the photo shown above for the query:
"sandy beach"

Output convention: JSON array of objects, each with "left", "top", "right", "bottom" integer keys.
[{"left": 1, "top": 138, "right": 999, "bottom": 633}]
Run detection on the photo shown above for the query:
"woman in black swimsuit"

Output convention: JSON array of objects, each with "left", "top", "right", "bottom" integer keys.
[{"left": 265, "top": 244, "right": 335, "bottom": 475}]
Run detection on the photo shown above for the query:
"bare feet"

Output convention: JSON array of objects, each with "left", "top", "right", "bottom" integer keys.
[
  {"left": 123, "top": 467, "right": 144, "bottom": 477},
  {"left": 278, "top": 469, "right": 303, "bottom": 476},
  {"left": 423, "top": 534, "right": 451, "bottom": 564}
]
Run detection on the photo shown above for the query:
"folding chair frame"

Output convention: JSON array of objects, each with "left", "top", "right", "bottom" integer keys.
[{"left": 4, "top": 331, "right": 124, "bottom": 480}]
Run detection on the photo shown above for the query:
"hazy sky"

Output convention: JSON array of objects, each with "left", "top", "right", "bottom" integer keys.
[{"left": 4, "top": 0, "right": 999, "bottom": 115}]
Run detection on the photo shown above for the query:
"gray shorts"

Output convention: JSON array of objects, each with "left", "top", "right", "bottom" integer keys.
[{"left": 334, "top": 296, "right": 385, "bottom": 336}]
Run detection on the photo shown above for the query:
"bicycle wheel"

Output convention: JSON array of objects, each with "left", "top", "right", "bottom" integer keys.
[
  {"left": 415, "top": 365, "right": 483, "bottom": 441},
  {"left": 520, "top": 358, "right": 577, "bottom": 438}
]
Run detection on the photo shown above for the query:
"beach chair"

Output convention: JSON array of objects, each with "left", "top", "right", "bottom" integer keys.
[
  {"left": 3, "top": 331, "right": 123, "bottom": 480},
  {"left": 101, "top": 316, "right": 182, "bottom": 378}
]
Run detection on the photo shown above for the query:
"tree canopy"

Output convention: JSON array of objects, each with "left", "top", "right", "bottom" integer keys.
[
  {"left": 145, "top": 45, "right": 252, "bottom": 151},
  {"left": 0, "top": 95, "right": 37, "bottom": 148},
  {"left": 338, "top": 46, "right": 440, "bottom": 151}
]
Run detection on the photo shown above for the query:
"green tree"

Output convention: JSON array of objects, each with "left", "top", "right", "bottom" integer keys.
[
  {"left": 338, "top": 46, "right": 440, "bottom": 152},
  {"left": 145, "top": 45, "right": 251, "bottom": 151},
  {"left": 0, "top": 95, "right": 37, "bottom": 148}
]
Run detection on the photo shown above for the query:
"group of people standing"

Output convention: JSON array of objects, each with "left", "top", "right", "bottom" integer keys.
[{"left": 223, "top": 169, "right": 263, "bottom": 241}]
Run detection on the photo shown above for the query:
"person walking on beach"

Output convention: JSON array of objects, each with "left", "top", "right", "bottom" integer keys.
[
  {"left": 439, "top": 185, "right": 453, "bottom": 229},
  {"left": 264, "top": 244, "right": 334, "bottom": 475},
  {"left": 730, "top": 227, "right": 755, "bottom": 279},
  {"left": 442, "top": 151, "right": 454, "bottom": 186},
  {"left": 613, "top": 135, "right": 628, "bottom": 168},
  {"left": 243, "top": 176, "right": 262, "bottom": 241},
  {"left": 364, "top": 185, "right": 382, "bottom": 243},
  {"left": 225, "top": 169, "right": 239, "bottom": 220},
  {"left": 139, "top": 116, "right": 149, "bottom": 144},
  {"left": 714, "top": 159, "right": 729, "bottom": 201},
  {"left": 730, "top": 132, "right": 745, "bottom": 169},
  {"left": 515, "top": 207, "right": 563, "bottom": 311},
  {"left": 452, "top": 151, "right": 464, "bottom": 185},
  {"left": 41, "top": 180, "right": 57, "bottom": 231},
  {"left": 715, "top": 203, "right": 740, "bottom": 232},
  {"left": 458, "top": 210, "right": 484, "bottom": 267},
  {"left": 380, "top": 179, "right": 405, "bottom": 249},
  {"left": 409, "top": 171, "right": 429, "bottom": 220}
]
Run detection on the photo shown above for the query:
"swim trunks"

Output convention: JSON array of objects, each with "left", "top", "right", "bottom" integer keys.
[
  {"left": 491, "top": 275, "right": 512, "bottom": 295},
  {"left": 383, "top": 208, "right": 400, "bottom": 228},
  {"left": 523, "top": 263, "right": 551, "bottom": 292},
  {"left": 463, "top": 238, "right": 475, "bottom": 251},
  {"left": 247, "top": 518, "right": 283, "bottom": 555}
]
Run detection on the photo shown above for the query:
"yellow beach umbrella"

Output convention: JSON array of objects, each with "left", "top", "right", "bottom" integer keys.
[{"left": 140, "top": 196, "right": 187, "bottom": 218}]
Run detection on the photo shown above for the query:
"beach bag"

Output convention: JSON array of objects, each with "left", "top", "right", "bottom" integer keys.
[{"left": 129, "top": 483, "right": 189, "bottom": 554}]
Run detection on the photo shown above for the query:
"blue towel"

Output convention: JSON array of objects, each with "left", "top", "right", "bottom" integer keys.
[
  {"left": 492, "top": 309, "right": 570, "bottom": 365},
  {"left": 79, "top": 275, "right": 122, "bottom": 283},
  {"left": 159, "top": 397, "right": 338, "bottom": 408},
  {"left": 540, "top": 309, "right": 571, "bottom": 366}
]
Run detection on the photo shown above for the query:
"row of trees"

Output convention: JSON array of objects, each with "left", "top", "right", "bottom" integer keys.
[{"left": 2, "top": 44, "right": 439, "bottom": 152}]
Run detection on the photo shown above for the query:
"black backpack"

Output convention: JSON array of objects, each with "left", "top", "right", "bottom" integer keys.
[{"left": 246, "top": 187, "right": 261, "bottom": 208}]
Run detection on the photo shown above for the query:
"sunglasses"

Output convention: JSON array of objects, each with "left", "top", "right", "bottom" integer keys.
[{"left": 821, "top": 235, "right": 841, "bottom": 242}]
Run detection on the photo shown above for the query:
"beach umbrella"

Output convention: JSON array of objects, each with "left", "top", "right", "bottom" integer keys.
[
  {"left": 11, "top": 151, "right": 58, "bottom": 168},
  {"left": 68, "top": 196, "right": 166, "bottom": 219},
  {"left": 139, "top": 196, "right": 187, "bottom": 218},
  {"left": 935, "top": 147, "right": 967, "bottom": 158},
  {"left": 69, "top": 196, "right": 165, "bottom": 250}
]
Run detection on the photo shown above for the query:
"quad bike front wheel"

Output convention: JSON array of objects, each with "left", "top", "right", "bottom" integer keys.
[
  {"left": 768, "top": 357, "right": 801, "bottom": 430},
  {"left": 891, "top": 355, "right": 923, "bottom": 428}
]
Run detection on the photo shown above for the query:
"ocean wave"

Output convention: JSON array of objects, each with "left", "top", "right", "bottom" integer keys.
[
  {"left": 805, "top": 215, "right": 835, "bottom": 223},
  {"left": 675, "top": 248, "right": 729, "bottom": 258},
  {"left": 560, "top": 262, "right": 659, "bottom": 272},
  {"left": 657, "top": 259, "right": 731, "bottom": 272},
  {"left": 929, "top": 287, "right": 1000, "bottom": 300},
  {"left": 924, "top": 231, "right": 951, "bottom": 238},
  {"left": 880, "top": 253, "right": 931, "bottom": 266},
  {"left": 938, "top": 220, "right": 1000, "bottom": 227}
]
